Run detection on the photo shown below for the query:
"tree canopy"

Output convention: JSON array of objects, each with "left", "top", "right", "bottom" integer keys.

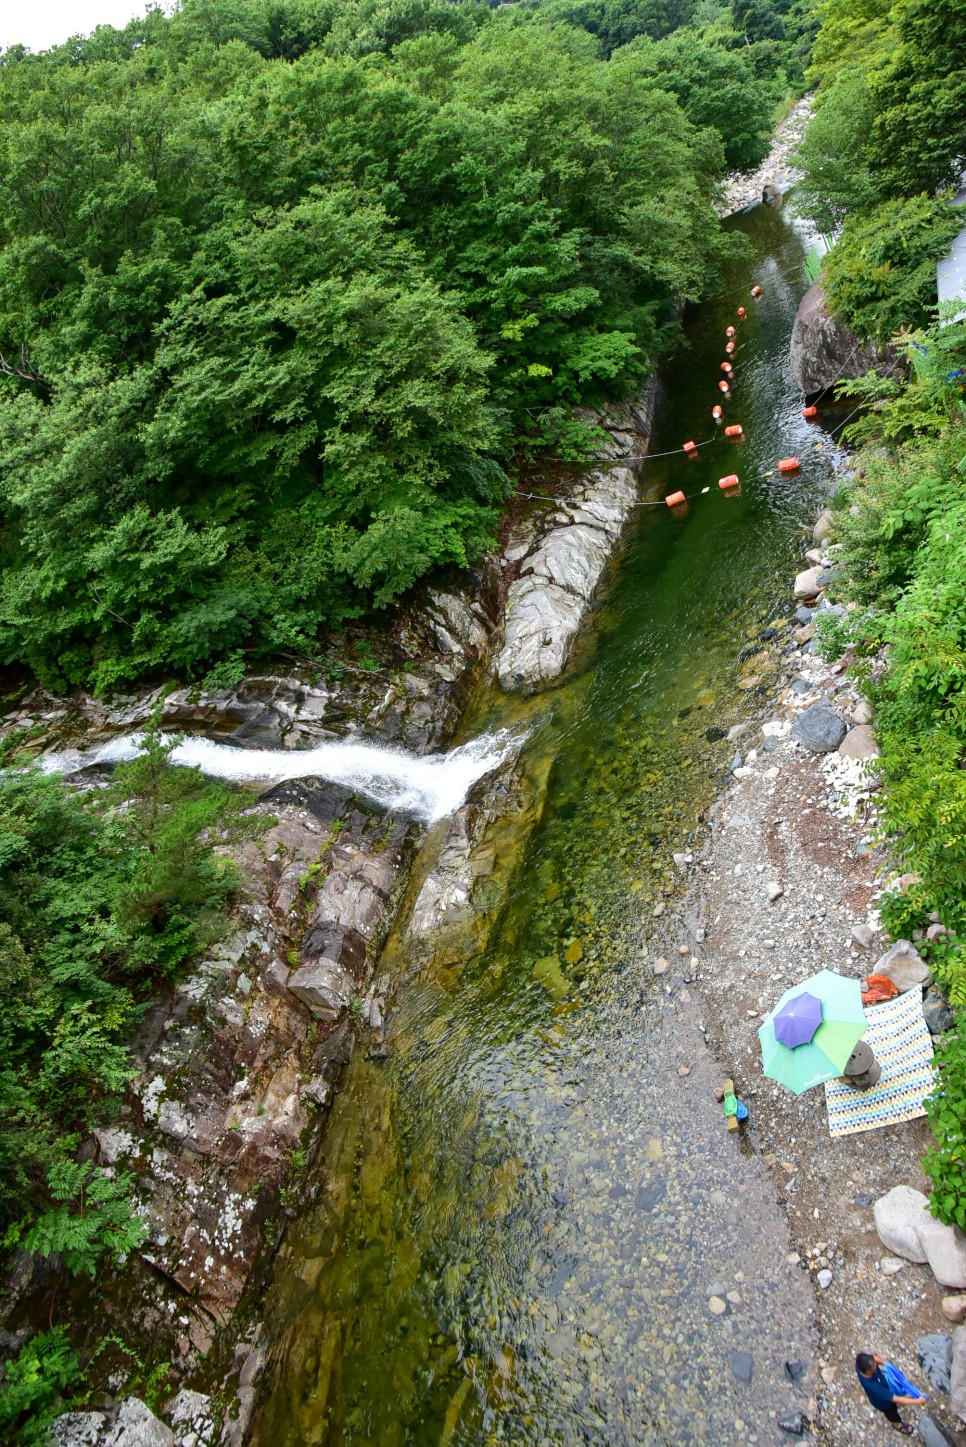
[{"left": 0, "top": 0, "right": 791, "bottom": 691}]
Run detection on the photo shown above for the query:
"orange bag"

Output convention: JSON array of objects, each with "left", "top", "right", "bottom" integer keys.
[{"left": 861, "top": 974, "right": 900, "bottom": 1005}]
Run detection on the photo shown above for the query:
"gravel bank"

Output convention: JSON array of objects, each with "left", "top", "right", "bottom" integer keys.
[{"left": 673, "top": 536, "right": 966, "bottom": 1445}]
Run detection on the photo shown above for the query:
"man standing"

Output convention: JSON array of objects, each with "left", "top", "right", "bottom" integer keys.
[{"left": 855, "top": 1351, "right": 928, "bottom": 1435}]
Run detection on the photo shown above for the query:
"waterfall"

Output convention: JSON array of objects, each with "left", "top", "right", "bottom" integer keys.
[{"left": 39, "top": 729, "right": 519, "bottom": 826}]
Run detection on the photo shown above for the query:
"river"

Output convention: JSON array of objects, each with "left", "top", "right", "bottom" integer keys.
[{"left": 249, "top": 198, "right": 839, "bottom": 1446}]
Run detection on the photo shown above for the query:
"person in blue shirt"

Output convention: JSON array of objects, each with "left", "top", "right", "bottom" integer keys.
[{"left": 855, "top": 1351, "right": 928, "bottom": 1434}]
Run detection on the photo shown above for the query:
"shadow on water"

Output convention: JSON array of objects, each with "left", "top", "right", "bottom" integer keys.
[{"left": 250, "top": 199, "right": 835, "bottom": 1446}]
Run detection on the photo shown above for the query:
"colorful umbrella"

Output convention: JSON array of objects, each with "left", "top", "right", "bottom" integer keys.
[
  {"left": 758, "top": 969, "right": 867, "bottom": 1095},
  {"left": 773, "top": 990, "right": 823, "bottom": 1048}
]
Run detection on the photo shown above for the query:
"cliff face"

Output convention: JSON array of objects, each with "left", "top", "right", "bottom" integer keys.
[{"left": 789, "top": 280, "right": 896, "bottom": 394}]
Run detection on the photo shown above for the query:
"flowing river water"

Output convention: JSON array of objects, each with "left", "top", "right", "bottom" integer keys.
[{"left": 249, "top": 199, "right": 842, "bottom": 1446}]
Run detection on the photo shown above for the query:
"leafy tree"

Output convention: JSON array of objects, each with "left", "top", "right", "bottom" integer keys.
[
  {"left": 792, "top": 68, "right": 882, "bottom": 234},
  {"left": 822, "top": 194, "right": 963, "bottom": 343}
]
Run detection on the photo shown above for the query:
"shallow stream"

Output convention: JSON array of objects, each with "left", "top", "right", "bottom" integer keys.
[{"left": 250, "top": 199, "right": 842, "bottom": 1446}]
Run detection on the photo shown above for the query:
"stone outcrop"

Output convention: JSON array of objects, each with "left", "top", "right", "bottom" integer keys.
[
  {"left": 52, "top": 1398, "right": 175, "bottom": 1447},
  {"left": 495, "top": 387, "right": 656, "bottom": 694},
  {"left": 790, "top": 281, "right": 897, "bottom": 395}
]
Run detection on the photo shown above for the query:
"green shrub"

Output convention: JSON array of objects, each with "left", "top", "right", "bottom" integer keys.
[{"left": 0, "top": 1328, "right": 82, "bottom": 1446}]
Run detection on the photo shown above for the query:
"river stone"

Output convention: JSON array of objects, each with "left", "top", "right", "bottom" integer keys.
[
  {"left": 790, "top": 702, "right": 847, "bottom": 752},
  {"left": 917, "top": 1334, "right": 953, "bottom": 1393},
  {"left": 874, "top": 1185, "right": 932, "bottom": 1263},
  {"left": 949, "top": 1327, "right": 966, "bottom": 1423},
  {"left": 784, "top": 1360, "right": 808, "bottom": 1383},
  {"left": 51, "top": 1416, "right": 108, "bottom": 1447},
  {"left": 943, "top": 1296, "right": 966, "bottom": 1324},
  {"left": 853, "top": 697, "right": 873, "bottom": 725},
  {"left": 918, "top": 1411, "right": 958, "bottom": 1447},
  {"left": 874, "top": 940, "right": 930, "bottom": 993},
  {"left": 852, "top": 923, "right": 874, "bottom": 950},
  {"left": 924, "top": 989, "right": 955, "bottom": 1036},
  {"left": 708, "top": 1295, "right": 727, "bottom": 1315},
  {"left": 790, "top": 280, "right": 897, "bottom": 393},
  {"left": 287, "top": 961, "right": 353, "bottom": 1021},
  {"left": 839, "top": 725, "right": 878, "bottom": 760},
  {"left": 794, "top": 605, "right": 814, "bottom": 625},
  {"left": 921, "top": 1219, "right": 966, "bottom": 1290},
  {"left": 777, "top": 1411, "right": 807, "bottom": 1435},
  {"left": 813, "top": 509, "right": 834, "bottom": 543},
  {"left": 103, "top": 1398, "right": 176, "bottom": 1446},
  {"left": 793, "top": 565, "right": 824, "bottom": 600},
  {"left": 730, "top": 1350, "right": 754, "bottom": 1383}
]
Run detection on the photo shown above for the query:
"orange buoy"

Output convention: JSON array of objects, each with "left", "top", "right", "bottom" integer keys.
[
  {"left": 712, "top": 405, "right": 723, "bottom": 422},
  {"left": 720, "top": 362, "right": 733, "bottom": 375},
  {"left": 718, "top": 381, "right": 731, "bottom": 395},
  {"left": 724, "top": 424, "right": 743, "bottom": 438},
  {"left": 777, "top": 457, "right": 800, "bottom": 473},
  {"left": 726, "top": 326, "right": 736, "bottom": 339},
  {"left": 665, "top": 490, "right": 686, "bottom": 507},
  {"left": 725, "top": 342, "right": 735, "bottom": 356},
  {"left": 751, "top": 285, "right": 762, "bottom": 298},
  {"left": 802, "top": 405, "right": 818, "bottom": 420},
  {"left": 682, "top": 440, "right": 698, "bottom": 456},
  {"left": 718, "top": 474, "right": 739, "bottom": 490}
]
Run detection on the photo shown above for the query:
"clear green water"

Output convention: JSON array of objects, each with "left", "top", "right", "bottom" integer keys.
[{"left": 251, "top": 200, "right": 837, "bottom": 1446}]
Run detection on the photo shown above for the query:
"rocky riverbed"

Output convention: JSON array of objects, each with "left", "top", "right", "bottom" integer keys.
[
  {"left": 664, "top": 505, "right": 966, "bottom": 1445},
  {"left": 3, "top": 390, "right": 657, "bottom": 1446},
  {"left": 717, "top": 96, "right": 813, "bottom": 217}
]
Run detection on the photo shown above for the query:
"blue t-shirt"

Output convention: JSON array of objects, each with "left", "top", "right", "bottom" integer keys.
[{"left": 857, "top": 1365, "right": 895, "bottom": 1412}]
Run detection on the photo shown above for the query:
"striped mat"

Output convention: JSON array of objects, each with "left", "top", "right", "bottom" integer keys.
[{"left": 824, "top": 985, "right": 936, "bottom": 1138}]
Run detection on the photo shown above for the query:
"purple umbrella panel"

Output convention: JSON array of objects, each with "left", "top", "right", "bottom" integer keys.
[{"left": 773, "top": 990, "right": 823, "bottom": 1049}]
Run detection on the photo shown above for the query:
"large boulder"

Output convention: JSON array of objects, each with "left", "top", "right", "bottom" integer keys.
[
  {"left": 839, "top": 725, "right": 879, "bottom": 760},
  {"left": 790, "top": 702, "right": 847, "bottom": 752},
  {"left": 793, "top": 565, "right": 824, "bottom": 600},
  {"left": 51, "top": 1416, "right": 109, "bottom": 1446},
  {"left": 104, "top": 1400, "right": 175, "bottom": 1447},
  {"left": 918, "top": 1411, "right": 958, "bottom": 1446},
  {"left": 921, "top": 1220, "right": 966, "bottom": 1290},
  {"left": 917, "top": 1334, "right": 954, "bottom": 1393},
  {"left": 875, "top": 940, "right": 931, "bottom": 993},
  {"left": 287, "top": 961, "right": 353, "bottom": 1020},
  {"left": 790, "top": 280, "right": 897, "bottom": 394},
  {"left": 874, "top": 1185, "right": 932, "bottom": 1263},
  {"left": 950, "top": 1326, "right": 966, "bottom": 1423}
]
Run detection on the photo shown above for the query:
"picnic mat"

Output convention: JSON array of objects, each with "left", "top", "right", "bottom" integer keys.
[{"left": 824, "top": 985, "right": 936, "bottom": 1138}]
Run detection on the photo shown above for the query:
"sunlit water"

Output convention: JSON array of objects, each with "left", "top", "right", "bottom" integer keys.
[{"left": 250, "top": 201, "right": 841, "bottom": 1446}]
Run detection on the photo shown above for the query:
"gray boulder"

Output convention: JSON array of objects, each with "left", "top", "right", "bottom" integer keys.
[
  {"left": 790, "top": 280, "right": 897, "bottom": 393},
  {"left": 924, "top": 989, "right": 955, "bottom": 1036},
  {"left": 949, "top": 1326, "right": 966, "bottom": 1424},
  {"left": 51, "top": 1416, "right": 108, "bottom": 1447},
  {"left": 917, "top": 1335, "right": 953, "bottom": 1393},
  {"left": 875, "top": 940, "right": 930, "bottom": 993},
  {"left": 103, "top": 1399, "right": 175, "bottom": 1447},
  {"left": 793, "top": 565, "right": 824, "bottom": 600},
  {"left": 918, "top": 1411, "right": 958, "bottom": 1446},
  {"left": 921, "top": 1220, "right": 966, "bottom": 1291},
  {"left": 790, "top": 702, "right": 847, "bottom": 752},
  {"left": 874, "top": 1185, "right": 932, "bottom": 1263},
  {"left": 287, "top": 961, "right": 353, "bottom": 1020},
  {"left": 777, "top": 1412, "right": 807, "bottom": 1435}
]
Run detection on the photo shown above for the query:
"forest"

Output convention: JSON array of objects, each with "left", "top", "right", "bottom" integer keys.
[{"left": 0, "top": 0, "right": 802, "bottom": 693}]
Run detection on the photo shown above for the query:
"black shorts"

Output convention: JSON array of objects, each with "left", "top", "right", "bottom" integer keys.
[{"left": 882, "top": 1402, "right": 902, "bottom": 1425}]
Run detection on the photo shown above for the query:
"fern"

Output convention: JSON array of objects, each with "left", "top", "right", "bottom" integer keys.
[{"left": 24, "top": 1163, "right": 146, "bottom": 1278}]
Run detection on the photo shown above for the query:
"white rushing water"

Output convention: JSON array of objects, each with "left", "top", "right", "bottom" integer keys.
[{"left": 40, "top": 729, "right": 520, "bottom": 825}]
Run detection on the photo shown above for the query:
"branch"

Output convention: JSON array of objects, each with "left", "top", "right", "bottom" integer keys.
[{"left": 0, "top": 344, "right": 55, "bottom": 393}]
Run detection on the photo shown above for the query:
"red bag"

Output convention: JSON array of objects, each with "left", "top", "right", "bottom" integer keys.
[{"left": 862, "top": 974, "right": 900, "bottom": 1005}]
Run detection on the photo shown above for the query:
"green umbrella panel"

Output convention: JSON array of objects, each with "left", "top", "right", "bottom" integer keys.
[{"left": 758, "top": 968, "right": 867, "bottom": 1095}]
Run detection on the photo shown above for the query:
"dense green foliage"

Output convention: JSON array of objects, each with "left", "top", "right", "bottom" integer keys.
[
  {"left": 794, "top": 0, "right": 964, "bottom": 340},
  {"left": 0, "top": 719, "right": 249, "bottom": 1232},
  {"left": 821, "top": 195, "right": 963, "bottom": 344},
  {"left": 0, "top": 1328, "right": 83, "bottom": 1446},
  {"left": 816, "top": 321, "right": 966, "bottom": 1222},
  {"left": 0, "top": 0, "right": 805, "bottom": 691}
]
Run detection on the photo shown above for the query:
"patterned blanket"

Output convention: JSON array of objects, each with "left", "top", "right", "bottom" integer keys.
[{"left": 824, "top": 986, "right": 936, "bottom": 1138}]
